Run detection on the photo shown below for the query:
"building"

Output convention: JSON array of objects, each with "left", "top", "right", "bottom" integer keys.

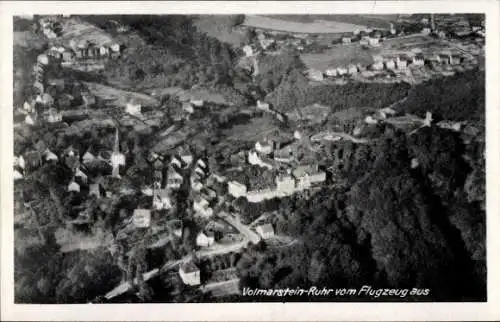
[
  {"left": 111, "top": 128, "right": 126, "bottom": 178},
  {"left": 256, "top": 100, "right": 270, "bottom": 110},
  {"left": 126, "top": 102, "right": 142, "bottom": 115},
  {"left": 325, "top": 67, "right": 338, "bottom": 77},
  {"left": 153, "top": 189, "right": 172, "bottom": 210},
  {"left": 384, "top": 59, "right": 396, "bottom": 70},
  {"left": 255, "top": 223, "right": 274, "bottom": 239},
  {"left": 368, "top": 37, "right": 379, "bottom": 46},
  {"left": 336, "top": 66, "right": 348, "bottom": 75},
  {"left": 45, "top": 108, "right": 63, "bottom": 123},
  {"left": 180, "top": 153, "right": 193, "bottom": 167},
  {"left": 14, "top": 169, "right": 24, "bottom": 181},
  {"left": 438, "top": 54, "right": 450, "bottom": 64},
  {"left": 75, "top": 168, "right": 88, "bottom": 184},
  {"left": 421, "top": 27, "right": 431, "bottom": 35},
  {"left": 190, "top": 98, "right": 204, "bottom": 107},
  {"left": 449, "top": 54, "right": 461, "bottom": 65},
  {"left": 179, "top": 261, "right": 200, "bottom": 286},
  {"left": 37, "top": 54, "right": 49, "bottom": 65},
  {"left": 25, "top": 114, "right": 36, "bottom": 125},
  {"left": 14, "top": 155, "right": 26, "bottom": 170},
  {"left": 68, "top": 181, "right": 80, "bottom": 193},
  {"left": 243, "top": 45, "right": 253, "bottom": 57},
  {"left": 396, "top": 56, "right": 408, "bottom": 69},
  {"left": 412, "top": 54, "right": 425, "bottom": 66},
  {"left": 307, "top": 69, "right": 324, "bottom": 81},
  {"left": 248, "top": 150, "right": 273, "bottom": 170},
  {"left": 196, "top": 231, "right": 215, "bottom": 247},
  {"left": 89, "top": 183, "right": 103, "bottom": 198},
  {"left": 372, "top": 61, "right": 384, "bottom": 71},
  {"left": 132, "top": 209, "right": 151, "bottom": 228},
  {"left": 82, "top": 151, "right": 97, "bottom": 164},
  {"left": 255, "top": 140, "right": 273, "bottom": 155},
  {"left": 193, "top": 196, "right": 213, "bottom": 218},
  {"left": 43, "top": 149, "right": 59, "bottom": 162},
  {"left": 292, "top": 164, "right": 326, "bottom": 189},
  {"left": 341, "top": 36, "right": 351, "bottom": 44},
  {"left": 347, "top": 64, "right": 358, "bottom": 75},
  {"left": 166, "top": 166, "right": 183, "bottom": 189}
]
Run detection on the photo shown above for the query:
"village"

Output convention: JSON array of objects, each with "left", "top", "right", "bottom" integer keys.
[{"left": 12, "top": 13, "right": 485, "bottom": 303}]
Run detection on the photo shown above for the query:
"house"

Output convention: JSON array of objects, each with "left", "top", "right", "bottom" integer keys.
[
  {"left": 14, "top": 155, "right": 26, "bottom": 169},
  {"left": 68, "top": 181, "right": 80, "bottom": 193},
  {"left": 255, "top": 223, "right": 274, "bottom": 239},
  {"left": 325, "top": 67, "right": 338, "bottom": 77},
  {"left": 25, "top": 114, "right": 36, "bottom": 125},
  {"left": 125, "top": 102, "right": 142, "bottom": 115},
  {"left": 89, "top": 183, "right": 103, "bottom": 198},
  {"left": 191, "top": 177, "right": 204, "bottom": 192},
  {"left": 449, "top": 54, "right": 461, "bottom": 65},
  {"left": 190, "top": 98, "right": 204, "bottom": 107},
  {"left": 384, "top": 59, "right": 396, "bottom": 69},
  {"left": 256, "top": 100, "right": 270, "bottom": 110},
  {"left": 396, "top": 56, "right": 409, "bottom": 69},
  {"left": 243, "top": 45, "right": 253, "bottom": 57},
  {"left": 341, "top": 36, "right": 351, "bottom": 44},
  {"left": 170, "top": 156, "right": 183, "bottom": 169},
  {"left": 37, "top": 54, "right": 49, "bottom": 65},
  {"left": 153, "top": 189, "right": 172, "bottom": 210},
  {"left": 193, "top": 196, "right": 213, "bottom": 218},
  {"left": 201, "top": 187, "right": 217, "bottom": 201},
  {"left": 292, "top": 164, "right": 326, "bottom": 189},
  {"left": 14, "top": 169, "right": 24, "bottom": 181},
  {"left": 307, "top": 69, "right": 324, "bottom": 81},
  {"left": 368, "top": 37, "right": 379, "bottom": 46},
  {"left": 82, "top": 151, "right": 97, "bottom": 164},
  {"left": 347, "top": 64, "right": 358, "bottom": 75},
  {"left": 196, "top": 231, "right": 215, "bottom": 247},
  {"left": 75, "top": 168, "right": 88, "bottom": 184},
  {"left": 43, "top": 149, "right": 59, "bottom": 162},
  {"left": 421, "top": 27, "right": 431, "bottom": 35},
  {"left": 132, "top": 209, "right": 151, "bottom": 228},
  {"left": 438, "top": 54, "right": 450, "bottom": 64},
  {"left": 248, "top": 150, "right": 273, "bottom": 169},
  {"left": 23, "top": 101, "right": 33, "bottom": 113},
  {"left": 255, "top": 140, "right": 273, "bottom": 155},
  {"left": 371, "top": 60, "right": 384, "bottom": 71},
  {"left": 110, "top": 43, "right": 121, "bottom": 53},
  {"left": 336, "top": 66, "right": 348, "bottom": 75},
  {"left": 179, "top": 261, "right": 200, "bottom": 286},
  {"left": 182, "top": 102, "right": 194, "bottom": 115},
  {"left": 180, "top": 153, "right": 193, "bottom": 167},
  {"left": 194, "top": 165, "right": 206, "bottom": 178},
  {"left": 62, "top": 50, "right": 74, "bottom": 62},
  {"left": 365, "top": 116, "right": 378, "bottom": 124},
  {"left": 33, "top": 81, "right": 44, "bottom": 94},
  {"left": 99, "top": 46, "right": 110, "bottom": 57},
  {"left": 273, "top": 147, "right": 294, "bottom": 163},
  {"left": 38, "top": 93, "right": 54, "bottom": 106},
  {"left": 196, "top": 158, "right": 207, "bottom": 170},
  {"left": 412, "top": 54, "right": 425, "bottom": 66},
  {"left": 45, "top": 109, "right": 63, "bottom": 123},
  {"left": 166, "top": 166, "right": 183, "bottom": 189}
]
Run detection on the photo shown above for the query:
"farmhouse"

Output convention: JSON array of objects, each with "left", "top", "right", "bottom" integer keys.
[
  {"left": 307, "top": 69, "right": 324, "bottom": 81},
  {"left": 412, "top": 54, "right": 425, "bottom": 66},
  {"left": 341, "top": 36, "right": 351, "bottom": 44},
  {"left": 179, "top": 261, "right": 200, "bottom": 286},
  {"left": 196, "top": 231, "right": 215, "bottom": 247},
  {"left": 255, "top": 223, "right": 274, "bottom": 239},
  {"left": 126, "top": 101, "right": 142, "bottom": 116},
  {"left": 325, "top": 67, "right": 338, "bottom": 77}
]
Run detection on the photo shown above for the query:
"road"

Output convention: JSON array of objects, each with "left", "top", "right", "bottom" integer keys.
[{"left": 219, "top": 212, "right": 261, "bottom": 244}]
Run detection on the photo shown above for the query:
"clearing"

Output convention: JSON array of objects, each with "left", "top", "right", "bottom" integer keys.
[
  {"left": 58, "top": 17, "right": 115, "bottom": 47},
  {"left": 301, "top": 44, "right": 377, "bottom": 70},
  {"left": 84, "top": 82, "right": 160, "bottom": 108},
  {"left": 243, "top": 15, "right": 373, "bottom": 34}
]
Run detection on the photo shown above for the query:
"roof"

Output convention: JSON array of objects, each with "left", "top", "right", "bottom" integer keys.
[
  {"left": 133, "top": 208, "right": 151, "bottom": 216},
  {"left": 180, "top": 261, "right": 199, "bottom": 273},
  {"left": 292, "top": 164, "right": 320, "bottom": 178},
  {"left": 256, "top": 223, "right": 274, "bottom": 234}
]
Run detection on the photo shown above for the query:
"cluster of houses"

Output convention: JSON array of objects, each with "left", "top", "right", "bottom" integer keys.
[{"left": 68, "top": 39, "right": 122, "bottom": 61}]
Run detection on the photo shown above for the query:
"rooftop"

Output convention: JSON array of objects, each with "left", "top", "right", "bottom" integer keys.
[{"left": 180, "top": 261, "right": 199, "bottom": 273}]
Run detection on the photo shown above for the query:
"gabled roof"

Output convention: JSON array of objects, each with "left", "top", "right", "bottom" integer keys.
[
  {"left": 180, "top": 261, "right": 199, "bottom": 273},
  {"left": 256, "top": 223, "right": 274, "bottom": 234}
]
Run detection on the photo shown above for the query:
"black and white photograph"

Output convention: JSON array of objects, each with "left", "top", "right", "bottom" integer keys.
[{"left": 1, "top": 0, "right": 499, "bottom": 320}]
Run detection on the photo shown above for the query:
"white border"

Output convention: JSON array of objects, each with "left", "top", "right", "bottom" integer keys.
[{"left": 1, "top": 1, "right": 499, "bottom": 321}]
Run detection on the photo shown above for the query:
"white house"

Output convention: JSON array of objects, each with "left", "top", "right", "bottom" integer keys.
[
  {"left": 243, "top": 45, "right": 253, "bottom": 57},
  {"left": 341, "top": 37, "right": 351, "bottom": 44},
  {"left": 132, "top": 209, "right": 151, "bottom": 228},
  {"left": 325, "top": 67, "right": 338, "bottom": 77},
  {"left": 182, "top": 102, "right": 194, "bottom": 115},
  {"left": 180, "top": 154, "right": 193, "bottom": 167},
  {"left": 23, "top": 101, "right": 33, "bottom": 113},
  {"left": 336, "top": 66, "right": 348, "bottom": 75},
  {"left": 110, "top": 43, "right": 121, "bottom": 52},
  {"left": 396, "top": 56, "right": 408, "bottom": 69},
  {"left": 44, "top": 149, "right": 59, "bottom": 162},
  {"left": 421, "top": 27, "right": 431, "bottom": 35},
  {"left": 166, "top": 167, "right": 183, "bottom": 189},
  {"left": 255, "top": 140, "right": 273, "bottom": 155},
  {"left": 170, "top": 156, "right": 183, "bottom": 169},
  {"left": 14, "top": 170, "right": 24, "bottom": 181},
  {"left": 255, "top": 223, "right": 274, "bottom": 239},
  {"left": 14, "top": 155, "right": 26, "bottom": 169},
  {"left": 126, "top": 102, "right": 142, "bottom": 116},
  {"left": 307, "top": 69, "right": 324, "bottom": 81},
  {"left": 347, "top": 64, "right": 358, "bottom": 75},
  {"left": 191, "top": 177, "right": 203, "bottom": 192},
  {"left": 37, "top": 54, "right": 49, "bottom": 65},
  {"left": 89, "top": 183, "right": 103, "bottom": 198},
  {"left": 227, "top": 181, "right": 247, "bottom": 198},
  {"left": 248, "top": 150, "right": 273, "bottom": 170},
  {"left": 365, "top": 115, "right": 378, "bottom": 124},
  {"left": 413, "top": 54, "right": 425, "bottom": 66},
  {"left": 372, "top": 61, "right": 384, "bottom": 70},
  {"left": 193, "top": 197, "right": 213, "bottom": 218},
  {"left": 196, "top": 231, "right": 215, "bottom": 247},
  {"left": 368, "top": 38, "right": 379, "bottom": 46},
  {"left": 256, "top": 100, "right": 270, "bottom": 110},
  {"left": 68, "top": 181, "right": 80, "bottom": 193},
  {"left": 190, "top": 98, "right": 204, "bottom": 107},
  {"left": 196, "top": 158, "right": 207, "bottom": 169},
  {"left": 179, "top": 261, "right": 200, "bottom": 286},
  {"left": 384, "top": 59, "right": 396, "bottom": 70},
  {"left": 45, "top": 109, "right": 63, "bottom": 123},
  {"left": 25, "top": 114, "right": 36, "bottom": 126}
]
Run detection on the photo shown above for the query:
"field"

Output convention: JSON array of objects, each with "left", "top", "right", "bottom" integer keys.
[
  {"left": 150, "top": 86, "right": 241, "bottom": 105},
  {"left": 58, "top": 17, "right": 115, "bottom": 47},
  {"left": 84, "top": 82, "right": 160, "bottom": 108},
  {"left": 194, "top": 15, "right": 249, "bottom": 46},
  {"left": 222, "top": 116, "right": 290, "bottom": 143},
  {"left": 301, "top": 44, "right": 377, "bottom": 70},
  {"left": 268, "top": 14, "right": 396, "bottom": 29},
  {"left": 243, "top": 15, "right": 374, "bottom": 34}
]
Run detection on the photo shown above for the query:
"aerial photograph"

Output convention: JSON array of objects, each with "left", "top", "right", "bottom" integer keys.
[{"left": 12, "top": 13, "right": 485, "bottom": 303}]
